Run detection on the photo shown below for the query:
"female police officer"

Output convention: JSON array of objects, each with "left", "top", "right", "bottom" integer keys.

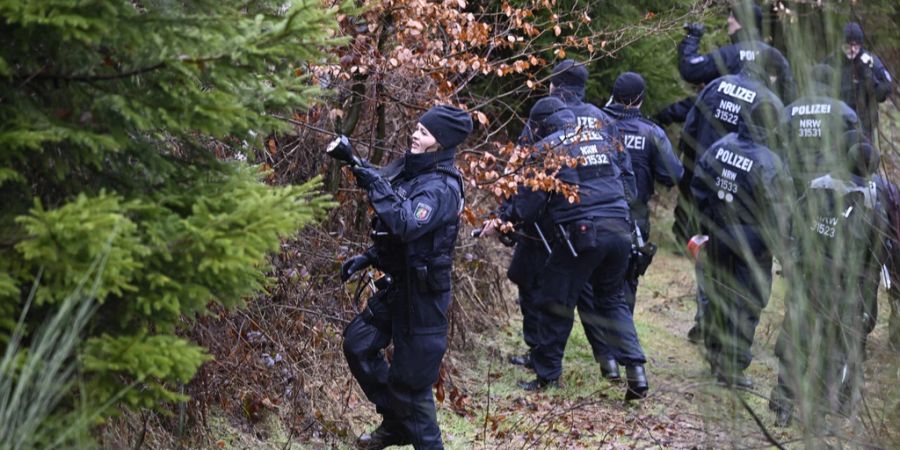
[{"left": 341, "top": 105, "right": 472, "bottom": 449}]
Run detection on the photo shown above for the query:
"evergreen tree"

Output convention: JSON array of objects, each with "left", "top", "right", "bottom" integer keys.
[{"left": 0, "top": 0, "right": 344, "bottom": 425}]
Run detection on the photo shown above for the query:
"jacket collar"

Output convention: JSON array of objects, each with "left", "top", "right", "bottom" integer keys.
[
  {"left": 603, "top": 103, "right": 642, "bottom": 120},
  {"left": 403, "top": 147, "right": 456, "bottom": 177},
  {"left": 551, "top": 85, "right": 586, "bottom": 103}
]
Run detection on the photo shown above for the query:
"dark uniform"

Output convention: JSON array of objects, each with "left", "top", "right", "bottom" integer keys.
[
  {"left": 691, "top": 99, "right": 792, "bottom": 386},
  {"left": 771, "top": 140, "right": 885, "bottom": 427},
  {"left": 342, "top": 106, "right": 472, "bottom": 449},
  {"left": 872, "top": 175, "right": 900, "bottom": 349},
  {"left": 508, "top": 60, "right": 627, "bottom": 379},
  {"left": 508, "top": 97, "right": 648, "bottom": 399},
  {"left": 603, "top": 75, "right": 684, "bottom": 310},
  {"left": 683, "top": 68, "right": 784, "bottom": 159},
  {"left": 782, "top": 64, "right": 859, "bottom": 189},
  {"left": 673, "top": 3, "right": 794, "bottom": 245},
  {"left": 677, "top": 5, "right": 796, "bottom": 102},
  {"left": 824, "top": 22, "right": 893, "bottom": 141},
  {"left": 681, "top": 57, "right": 786, "bottom": 338}
]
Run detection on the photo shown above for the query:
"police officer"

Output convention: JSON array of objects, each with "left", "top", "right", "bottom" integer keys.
[
  {"left": 824, "top": 22, "right": 893, "bottom": 142},
  {"left": 770, "top": 137, "right": 885, "bottom": 427},
  {"left": 507, "top": 59, "right": 627, "bottom": 380},
  {"left": 691, "top": 98, "right": 792, "bottom": 388},
  {"left": 489, "top": 96, "right": 648, "bottom": 399},
  {"left": 681, "top": 50, "right": 786, "bottom": 340},
  {"left": 603, "top": 72, "right": 684, "bottom": 310},
  {"left": 782, "top": 64, "right": 859, "bottom": 190},
  {"left": 342, "top": 105, "right": 472, "bottom": 449},
  {"left": 872, "top": 174, "right": 900, "bottom": 351},
  {"left": 678, "top": 2, "right": 796, "bottom": 102}
]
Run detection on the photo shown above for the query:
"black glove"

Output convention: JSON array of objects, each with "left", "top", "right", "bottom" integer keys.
[
  {"left": 351, "top": 165, "right": 381, "bottom": 189},
  {"left": 341, "top": 254, "right": 372, "bottom": 282},
  {"left": 684, "top": 23, "right": 705, "bottom": 38}
]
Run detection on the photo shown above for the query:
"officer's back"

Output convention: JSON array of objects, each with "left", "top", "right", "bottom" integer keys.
[
  {"left": 683, "top": 51, "right": 785, "bottom": 158},
  {"left": 602, "top": 73, "right": 683, "bottom": 214},
  {"left": 514, "top": 103, "right": 630, "bottom": 225},
  {"left": 692, "top": 100, "right": 790, "bottom": 236},
  {"left": 783, "top": 64, "right": 859, "bottom": 185}
]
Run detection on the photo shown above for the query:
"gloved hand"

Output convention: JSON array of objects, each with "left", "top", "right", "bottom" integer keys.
[
  {"left": 859, "top": 52, "right": 875, "bottom": 69},
  {"left": 341, "top": 253, "right": 373, "bottom": 282},
  {"left": 684, "top": 23, "right": 705, "bottom": 38},
  {"left": 351, "top": 165, "right": 381, "bottom": 189}
]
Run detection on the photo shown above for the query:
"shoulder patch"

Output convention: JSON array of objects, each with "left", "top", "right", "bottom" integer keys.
[
  {"left": 689, "top": 56, "right": 706, "bottom": 65},
  {"left": 414, "top": 202, "right": 433, "bottom": 222}
]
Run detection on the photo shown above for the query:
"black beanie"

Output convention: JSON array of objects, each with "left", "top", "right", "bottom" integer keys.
[
  {"left": 529, "top": 96, "right": 568, "bottom": 125},
  {"left": 844, "top": 22, "right": 864, "bottom": 44},
  {"left": 842, "top": 129, "right": 878, "bottom": 175},
  {"left": 612, "top": 72, "right": 646, "bottom": 105},
  {"left": 551, "top": 59, "right": 588, "bottom": 89},
  {"left": 848, "top": 141, "right": 879, "bottom": 176},
  {"left": 418, "top": 105, "right": 473, "bottom": 149},
  {"left": 731, "top": 3, "right": 763, "bottom": 34}
]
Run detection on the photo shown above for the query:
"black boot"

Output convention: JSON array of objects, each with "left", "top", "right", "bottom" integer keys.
[
  {"left": 599, "top": 358, "right": 621, "bottom": 381},
  {"left": 508, "top": 350, "right": 533, "bottom": 368},
  {"left": 687, "top": 324, "right": 703, "bottom": 344},
  {"left": 768, "top": 385, "right": 793, "bottom": 428},
  {"left": 356, "top": 421, "right": 409, "bottom": 449},
  {"left": 624, "top": 366, "right": 649, "bottom": 400},
  {"left": 715, "top": 370, "right": 753, "bottom": 389},
  {"left": 773, "top": 403, "right": 792, "bottom": 428},
  {"left": 517, "top": 377, "right": 560, "bottom": 391}
]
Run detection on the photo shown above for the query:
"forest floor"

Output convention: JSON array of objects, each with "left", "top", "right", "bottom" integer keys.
[
  {"left": 191, "top": 211, "right": 900, "bottom": 450},
  {"left": 328, "top": 212, "right": 900, "bottom": 449},
  {"left": 307, "top": 211, "right": 900, "bottom": 449}
]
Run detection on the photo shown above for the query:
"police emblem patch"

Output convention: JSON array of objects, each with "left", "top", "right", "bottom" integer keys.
[{"left": 414, "top": 203, "right": 433, "bottom": 222}]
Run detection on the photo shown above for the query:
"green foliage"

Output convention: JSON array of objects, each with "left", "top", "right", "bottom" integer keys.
[
  {"left": 0, "top": 0, "right": 344, "bottom": 424},
  {"left": 1, "top": 268, "right": 100, "bottom": 450}
]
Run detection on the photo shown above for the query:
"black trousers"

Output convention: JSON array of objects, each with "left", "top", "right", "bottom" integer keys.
[
  {"left": 513, "top": 240, "right": 614, "bottom": 362},
  {"left": 701, "top": 228, "right": 772, "bottom": 375},
  {"left": 531, "top": 219, "right": 646, "bottom": 381},
  {"left": 343, "top": 281, "right": 450, "bottom": 450}
]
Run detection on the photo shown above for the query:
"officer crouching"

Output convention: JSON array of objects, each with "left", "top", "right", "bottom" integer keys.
[{"left": 340, "top": 105, "right": 472, "bottom": 449}]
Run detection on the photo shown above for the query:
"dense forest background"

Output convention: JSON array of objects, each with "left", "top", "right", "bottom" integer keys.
[{"left": 0, "top": 0, "right": 897, "bottom": 448}]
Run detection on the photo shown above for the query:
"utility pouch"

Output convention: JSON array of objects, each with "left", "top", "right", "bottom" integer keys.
[
  {"left": 415, "top": 264, "right": 452, "bottom": 293},
  {"left": 415, "top": 266, "right": 429, "bottom": 293},
  {"left": 568, "top": 220, "right": 598, "bottom": 253}
]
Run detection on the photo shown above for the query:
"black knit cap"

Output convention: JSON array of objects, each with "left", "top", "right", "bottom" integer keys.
[
  {"left": 418, "top": 105, "right": 474, "bottom": 149},
  {"left": 730, "top": 2, "right": 763, "bottom": 33},
  {"left": 551, "top": 59, "right": 589, "bottom": 89},
  {"left": 612, "top": 72, "right": 646, "bottom": 105},
  {"left": 841, "top": 129, "right": 877, "bottom": 176},
  {"left": 844, "top": 22, "right": 864, "bottom": 44},
  {"left": 848, "top": 141, "right": 879, "bottom": 176},
  {"left": 529, "top": 96, "right": 568, "bottom": 125}
]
